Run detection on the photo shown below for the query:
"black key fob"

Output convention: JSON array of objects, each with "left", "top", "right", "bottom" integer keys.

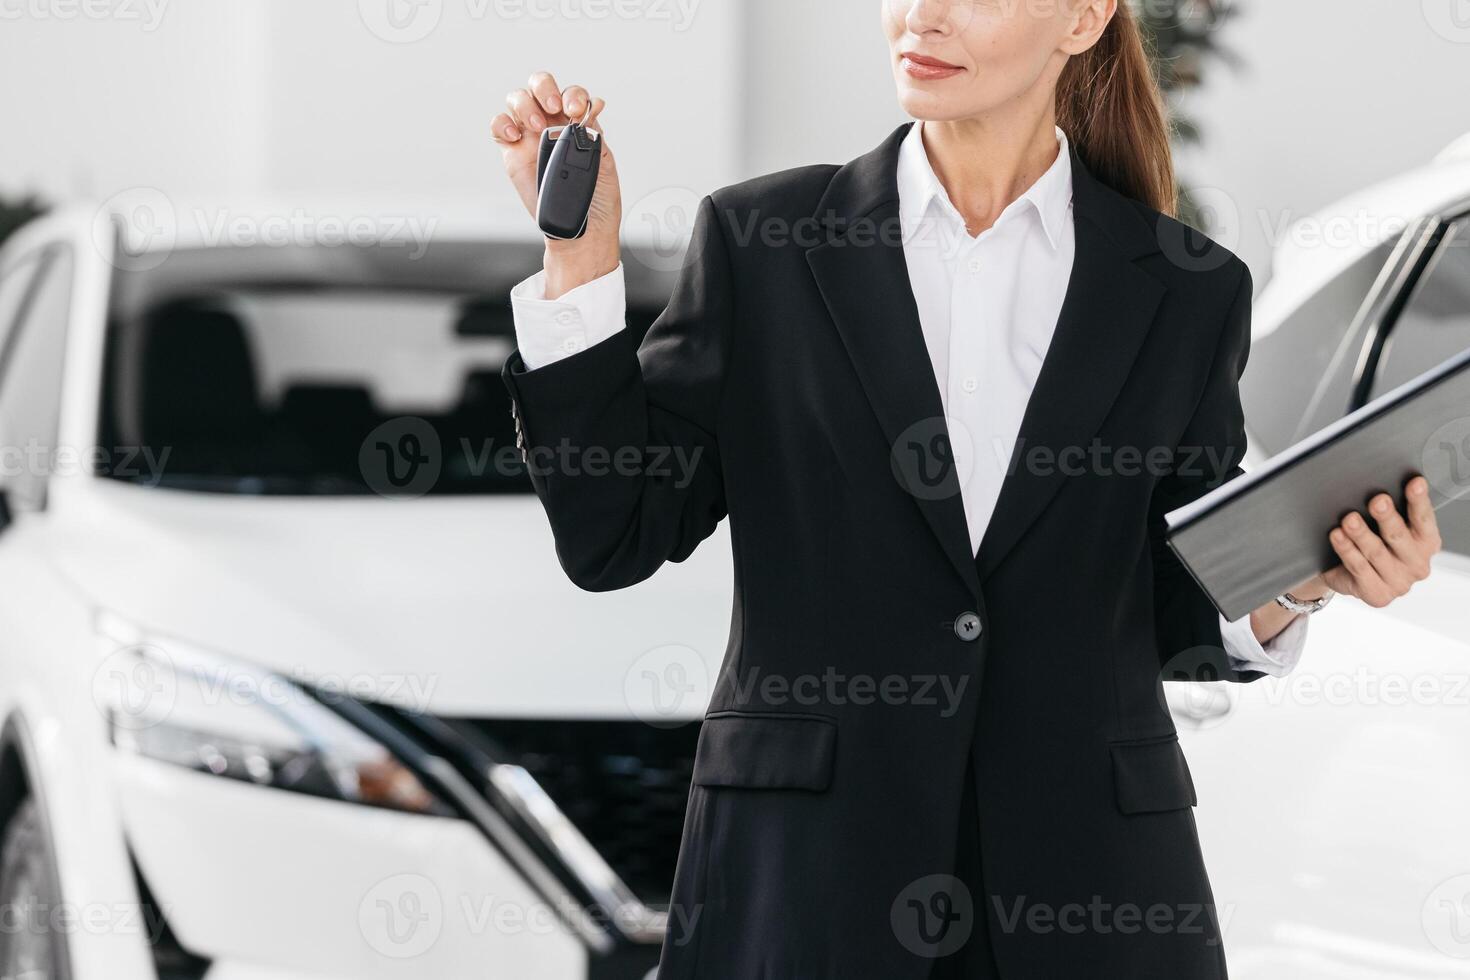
[{"left": 535, "top": 123, "right": 601, "bottom": 240}]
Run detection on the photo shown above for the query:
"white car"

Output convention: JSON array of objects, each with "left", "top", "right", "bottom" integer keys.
[
  {"left": 0, "top": 210, "right": 732, "bottom": 980},
  {"left": 1177, "top": 134, "right": 1470, "bottom": 978},
  {"left": 2, "top": 131, "right": 1468, "bottom": 980}
]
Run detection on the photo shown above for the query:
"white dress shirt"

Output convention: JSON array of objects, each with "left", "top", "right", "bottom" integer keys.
[{"left": 508, "top": 121, "right": 1308, "bottom": 676}]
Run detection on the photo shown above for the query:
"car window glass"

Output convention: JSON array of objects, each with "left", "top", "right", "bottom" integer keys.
[
  {"left": 0, "top": 248, "right": 75, "bottom": 511},
  {"left": 1372, "top": 219, "right": 1470, "bottom": 395}
]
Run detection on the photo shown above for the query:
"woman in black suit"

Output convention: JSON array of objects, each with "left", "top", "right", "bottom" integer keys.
[{"left": 492, "top": 1, "right": 1443, "bottom": 976}]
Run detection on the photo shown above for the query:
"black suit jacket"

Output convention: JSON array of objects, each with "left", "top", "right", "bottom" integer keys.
[{"left": 504, "top": 123, "right": 1260, "bottom": 980}]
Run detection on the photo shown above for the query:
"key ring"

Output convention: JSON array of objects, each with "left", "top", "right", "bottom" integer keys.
[{"left": 576, "top": 100, "right": 600, "bottom": 141}]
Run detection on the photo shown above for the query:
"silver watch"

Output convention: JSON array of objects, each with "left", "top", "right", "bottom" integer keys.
[{"left": 1275, "top": 590, "right": 1335, "bottom": 615}]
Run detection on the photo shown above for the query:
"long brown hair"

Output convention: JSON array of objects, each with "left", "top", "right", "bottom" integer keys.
[{"left": 1056, "top": 2, "right": 1177, "bottom": 216}]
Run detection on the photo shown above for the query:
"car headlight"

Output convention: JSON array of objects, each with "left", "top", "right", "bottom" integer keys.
[{"left": 99, "top": 630, "right": 450, "bottom": 816}]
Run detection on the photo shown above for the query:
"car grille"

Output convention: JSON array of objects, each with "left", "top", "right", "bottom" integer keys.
[{"left": 456, "top": 719, "right": 701, "bottom": 907}]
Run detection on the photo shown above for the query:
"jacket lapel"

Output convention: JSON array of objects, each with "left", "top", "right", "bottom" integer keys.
[
  {"left": 804, "top": 126, "right": 1169, "bottom": 594},
  {"left": 806, "top": 124, "right": 982, "bottom": 597},
  {"left": 975, "top": 146, "right": 1167, "bottom": 581}
]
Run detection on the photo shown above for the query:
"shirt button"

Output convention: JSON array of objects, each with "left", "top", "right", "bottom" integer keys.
[
  {"left": 560, "top": 336, "right": 585, "bottom": 354},
  {"left": 967, "top": 257, "right": 983, "bottom": 275},
  {"left": 954, "top": 612, "right": 982, "bottom": 642},
  {"left": 555, "top": 311, "right": 577, "bottom": 327},
  {"left": 961, "top": 377, "right": 978, "bottom": 394}
]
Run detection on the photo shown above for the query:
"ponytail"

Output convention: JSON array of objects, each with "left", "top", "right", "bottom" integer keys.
[{"left": 1056, "top": 2, "right": 1177, "bottom": 216}]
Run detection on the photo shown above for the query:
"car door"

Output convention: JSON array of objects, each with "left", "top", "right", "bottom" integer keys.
[
  {"left": 1354, "top": 209, "right": 1470, "bottom": 642},
  {"left": 1177, "top": 203, "right": 1470, "bottom": 977},
  {"left": 1240, "top": 231, "right": 1408, "bottom": 458},
  {"left": 1364, "top": 212, "right": 1470, "bottom": 546},
  {"left": 0, "top": 221, "right": 167, "bottom": 980}
]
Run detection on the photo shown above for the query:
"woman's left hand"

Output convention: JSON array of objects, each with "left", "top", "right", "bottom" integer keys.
[{"left": 1309, "top": 476, "right": 1443, "bottom": 608}]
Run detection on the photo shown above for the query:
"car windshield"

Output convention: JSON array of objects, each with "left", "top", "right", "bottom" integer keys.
[{"left": 99, "top": 243, "right": 671, "bottom": 495}]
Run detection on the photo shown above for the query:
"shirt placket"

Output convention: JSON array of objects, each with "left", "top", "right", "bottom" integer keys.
[{"left": 947, "top": 232, "right": 987, "bottom": 554}]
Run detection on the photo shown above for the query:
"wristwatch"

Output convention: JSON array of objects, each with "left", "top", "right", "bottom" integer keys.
[{"left": 1275, "top": 590, "right": 1335, "bottom": 615}]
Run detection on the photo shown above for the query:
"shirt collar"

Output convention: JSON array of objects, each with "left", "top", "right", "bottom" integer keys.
[{"left": 896, "top": 120, "right": 1073, "bottom": 250}]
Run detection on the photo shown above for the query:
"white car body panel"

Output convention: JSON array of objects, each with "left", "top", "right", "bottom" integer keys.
[
  {"left": 1253, "top": 138, "right": 1470, "bottom": 345},
  {"left": 117, "top": 755, "right": 584, "bottom": 978},
  {"left": 0, "top": 133, "right": 1467, "bottom": 977},
  {"left": 1181, "top": 604, "right": 1470, "bottom": 978},
  {"left": 52, "top": 479, "right": 731, "bottom": 717},
  {"left": 0, "top": 206, "right": 160, "bottom": 980}
]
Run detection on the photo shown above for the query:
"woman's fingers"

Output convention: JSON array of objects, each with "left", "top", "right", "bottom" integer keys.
[
  {"left": 1370, "top": 489, "right": 1434, "bottom": 583},
  {"left": 527, "top": 71, "right": 564, "bottom": 117},
  {"left": 1369, "top": 493, "right": 1424, "bottom": 575},
  {"left": 1344, "top": 510, "right": 1413, "bottom": 595},
  {"left": 506, "top": 88, "right": 549, "bottom": 134},
  {"left": 1319, "top": 475, "right": 1442, "bottom": 610},
  {"left": 1329, "top": 525, "right": 1393, "bottom": 607},
  {"left": 490, "top": 111, "right": 521, "bottom": 144},
  {"left": 505, "top": 78, "right": 601, "bottom": 139},
  {"left": 561, "top": 85, "right": 591, "bottom": 120},
  {"left": 1405, "top": 476, "right": 1443, "bottom": 551}
]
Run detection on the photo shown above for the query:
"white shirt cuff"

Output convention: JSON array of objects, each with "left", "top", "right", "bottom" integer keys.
[
  {"left": 509, "top": 263, "right": 628, "bottom": 371},
  {"left": 1220, "top": 611, "right": 1309, "bottom": 677}
]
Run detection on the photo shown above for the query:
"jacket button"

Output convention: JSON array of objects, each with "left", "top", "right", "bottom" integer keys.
[{"left": 954, "top": 612, "right": 982, "bottom": 641}]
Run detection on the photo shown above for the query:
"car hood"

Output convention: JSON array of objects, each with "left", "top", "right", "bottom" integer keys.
[{"left": 51, "top": 480, "right": 732, "bottom": 717}]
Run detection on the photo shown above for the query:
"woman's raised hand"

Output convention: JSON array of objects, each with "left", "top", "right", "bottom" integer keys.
[{"left": 493, "top": 72, "right": 622, "bottom": 297}]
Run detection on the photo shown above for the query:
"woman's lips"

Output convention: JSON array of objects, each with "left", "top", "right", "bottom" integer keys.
[{"left": 901, "top": 53, "right": 964, "bottom": 81}]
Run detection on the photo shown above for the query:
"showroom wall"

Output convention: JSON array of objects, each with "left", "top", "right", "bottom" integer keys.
[
  {"left": 1, "top": 5, "right": 270, "bottom": 201},
  {"left": 1171, "top": 0, "right": 1470, "bottom": 279},
  {"left": 0, "top": 0, "right": 743, "bottom": 232},
  {"left": 1, "top": 0, "right": 1467, "bottom": 277}
]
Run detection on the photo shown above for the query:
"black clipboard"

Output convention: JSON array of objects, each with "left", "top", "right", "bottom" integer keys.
[{"left": 1166, "top": 344, "right": 1470, "bottom": 622}]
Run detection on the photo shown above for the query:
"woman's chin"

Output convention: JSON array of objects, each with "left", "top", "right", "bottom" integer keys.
[{"left": 895, "top": 88, "right": 975, "bottom": 122}]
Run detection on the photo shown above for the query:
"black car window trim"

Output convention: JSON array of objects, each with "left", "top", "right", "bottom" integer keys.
[{"left": 1351, "top": 203, "right": 1470, "bottom": 411}]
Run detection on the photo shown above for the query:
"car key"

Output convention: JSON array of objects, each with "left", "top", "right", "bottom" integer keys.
[{"left": 535, "top": 114, "right": 602, "bottom": 240}]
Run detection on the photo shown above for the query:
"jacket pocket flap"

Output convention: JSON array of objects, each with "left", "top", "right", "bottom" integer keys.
[
  {"left": 1110, "top": 735, "right": 1197, "bottom": 814},
  {"left": 694, "top": 712, "right": 837, "bottom": 792}
]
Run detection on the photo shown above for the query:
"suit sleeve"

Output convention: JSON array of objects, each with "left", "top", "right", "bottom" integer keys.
[
  {"left": 1150, "top": 262, "right": 1267, "bottom": 684},
  {"left": 501, "top": 195, "right": 733, "bottom": 592}
]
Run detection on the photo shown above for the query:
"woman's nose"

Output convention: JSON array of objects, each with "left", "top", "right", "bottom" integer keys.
[{"left": 903, "top": 0, "right": 958, "bottom": 34}]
